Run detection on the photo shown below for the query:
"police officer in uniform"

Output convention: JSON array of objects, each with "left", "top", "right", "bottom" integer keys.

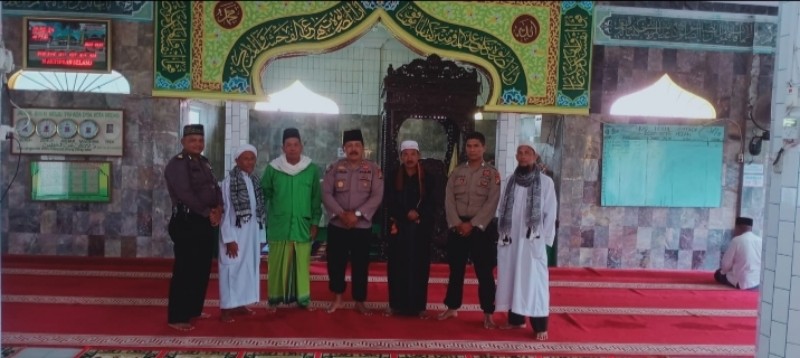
[
  {"left": 322, "top": 129, "right": 384, "bottom": 315},
  {"left": 437, "top": 131, "right": 501, "bottom": 329},
  {"left": 164, "top": 124, "right": 223, "bottom": 331}
]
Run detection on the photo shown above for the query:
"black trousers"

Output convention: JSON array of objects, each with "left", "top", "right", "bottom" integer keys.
[
  {"left": 443, "top": 225, "right": 497, "bottom": 314},
  {"left": 508, "top": 310, "right": 549, "bottom": 333},
  {"left": 167, "top": 212, "right": 215, "bottom": 324},
  {"left": 714, "top": 269, "right": 736, "bottom": 288},
  {"left": 387, "top": 221, "right": 431, "bottom": 315},
  {"left": 326, "top": 225, "right": 372, "bottom": 302}
]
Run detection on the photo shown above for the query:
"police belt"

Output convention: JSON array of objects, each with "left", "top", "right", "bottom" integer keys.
[
  {"left": 172, "top": 203, "right": 203, "bottom": 218},
  {"left": 459, "top": 216, "right": 473, "bottom": 222}
]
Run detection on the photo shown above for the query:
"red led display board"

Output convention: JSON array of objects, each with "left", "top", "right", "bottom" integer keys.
[{"left": 23, "top": 17, "right": 111, "bottom": 73}]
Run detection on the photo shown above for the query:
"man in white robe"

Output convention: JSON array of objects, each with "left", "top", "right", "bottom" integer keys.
[
  {"left": 218, "top": 144, "right": 265, "bottom": 323},
  {"left": 495, "top": 142, "right": 558, "bottom": 340},
  {"left": 715, "top": 216, "right": 761, "bottom": 290}
]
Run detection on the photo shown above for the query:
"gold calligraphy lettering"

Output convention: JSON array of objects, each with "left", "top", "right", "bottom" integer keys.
[
  {"left": 229, "top": 2, "right": 365, "bottom": 77},
  {"left": 158, "top": 2, "right": 189, "bottom": 74},
  {"left": 395, "top": 4, "right": 521, "bottom": 86},
  {"left": 561, "top": 14, "right": 589, "bottom": 91}
]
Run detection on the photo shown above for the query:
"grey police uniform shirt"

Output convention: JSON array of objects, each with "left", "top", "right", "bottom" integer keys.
[
  {"left": 322, "top": 159, "right": 384, "bottom": 230},
  {"left": 444, "top": 161, "right": 501, "bottom": 230},
  {"left": 164, "top": 151, "right": 222, "bottom": 218}
]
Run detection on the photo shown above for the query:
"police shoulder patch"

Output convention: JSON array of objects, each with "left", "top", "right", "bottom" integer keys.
[{"left": 495, "top": 172, "right": 501, "bottom": 185}]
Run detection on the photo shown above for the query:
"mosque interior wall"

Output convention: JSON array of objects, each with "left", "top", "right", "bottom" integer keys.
[{"left": 0, "top": 4, "right": 777, "bottom": 271}]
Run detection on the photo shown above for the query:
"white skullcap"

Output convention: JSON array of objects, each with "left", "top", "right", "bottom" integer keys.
[
  {"left": 517, "top": 140, "right": 537, "bottom": 152},
  {"left": 234, "top": 144, "right": 257, "bottom": 159},
  {"left": 399, "top": 140, "right": 420, "bottom": 153}
]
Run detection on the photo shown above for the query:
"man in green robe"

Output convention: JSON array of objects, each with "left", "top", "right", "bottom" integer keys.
[{"left": 261, "top": 128, "right": 322, "bottom": 310}]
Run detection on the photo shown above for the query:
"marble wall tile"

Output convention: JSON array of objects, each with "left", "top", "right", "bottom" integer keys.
[
  {"left": 121, "top": 236, "right": 138, "bottom": 258},
  {"left": 608, "top": 226, "right": 625, "bottom": 250},
  {"left": 680, "top": 208, "right": 700, "bottom": 228},
  {"left": 651, "top": 228, "right": 667, "bottom": 251},
  {"left": 608, "top": 248, "right": 623, "bottom": 268},
  {"left": 593, "top": 248, "right": 609, "bottom": 267},
  {"left": 138, "top": 211, "right": 153, "bottom": 237},
  {"left": 580, "top": 228, "right": 595, "bottom": 248},
  {"left": 6, "top": 233, "right": 37, "bottom": 255},
  {"left": 136, "top": 236, "right": 153, "bottom": 257},
  {"left": 678, "top": 250, "right": 694, "bottom": 270},
  {"left": 650, "top": 248, "right": 665, "bottom": 269},
  {"left": 692, "top": 250, "right": 706, "bottom": 270},
  {"left": 580, "top": 248, "right": 594, "bottom": 266},
  {"left": 57, "top": 235, "right": 88, "bottom": 256},
  {"left": 105, "top": 237, "right": 122, "bottom": 257},
  {"left": 36, "top": 234, "right": 60, "bottom": 255},
  {"left": 622, "top": 226, "right": 638, "bottom": 248},
  {"left": 103, "top": 213, "right": 123, "bottom": 237},
  {"left": 693, "top": 228, "right": 709, "bottom": 250},
  {"left": 622, "top": 208, "right": 639, "bottom": 227},
  {"left": 72, "top": 211, "right": 90, "bottom": 234},
  {"left": 40, "top": 210, "right": 57, "bottom": 234},
  {"left": 667, "top": 209, "right": 683, "bottom": 228},
  {"left": 121, "top": 190, "right": 138, "bottom": 214},
  {"left": 88, "top": 236, "right": 105, "bottom": 257},
  {"left": 637, "top": 208, "right": 653, "bottom": 227},
  {"left": 9, "top": 209, "right": 41, "bottom": 233},
  {"left": 594, "top": 226, "right": 609, "bottom": 248},
  {"left": 634, "top": 249, "right": 651, "bottom": 268},
  {"left": 565, "top": 248, "right": 580, "bottom": 267},
  {"left": 580, "top": 206, "right": 597, "bottom": 227},
  {"left": 664, "top": 249, "right": 679, "bottom": 269},
  {"left": 637, "top": 227, "right": 653, "bottom": 249},
  {"left": 583, "top": 181, "right": 598, "bottom": 205},
  {"left": 679, "top": 228, "right": 694, "bottom": 250}
]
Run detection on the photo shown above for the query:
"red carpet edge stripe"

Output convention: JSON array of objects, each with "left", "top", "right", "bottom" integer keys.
[
  {"left": 0, "top": 294, "right": 758, "bottom": 317},
  {"left": 1, "top": 268, "right": 730, "bottom": 291}
]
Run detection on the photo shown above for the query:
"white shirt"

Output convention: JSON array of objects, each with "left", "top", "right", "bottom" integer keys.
[{"left": 720, "top": 231, "right": 762, "bottom": 290}]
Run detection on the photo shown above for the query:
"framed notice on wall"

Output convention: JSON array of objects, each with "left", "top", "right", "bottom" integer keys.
[
  {"left": 12, "top": 108, "right": 123, "bottom": 156},
  {"left": 23, "top": 17, "right": 111, "bottom": 73},
  {"left": 31, "top": 161, "right": 112, "bottom": 202},
  {"left": 601, "top": 124, "right": 724, "bottom": 207}
]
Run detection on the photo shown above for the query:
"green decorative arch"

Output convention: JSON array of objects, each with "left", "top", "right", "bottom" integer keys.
[
  {"left": 221, "top": 2, "right": 525, "bottom": 108},
  {"left": 153, "top": 1, "right": 593, "bottom": 114}
]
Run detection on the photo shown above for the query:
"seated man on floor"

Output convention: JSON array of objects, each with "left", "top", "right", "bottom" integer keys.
[{"left": 714, "top": 217, "right": 762, "bottom": 290}]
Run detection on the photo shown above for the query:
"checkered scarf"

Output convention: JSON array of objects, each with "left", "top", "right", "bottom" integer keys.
[
  {"left": 229, "top": 166, "right": 265, "bottom": 229},
  {"left": 497, "top": 165, "right": 541, "bottom": 245}
]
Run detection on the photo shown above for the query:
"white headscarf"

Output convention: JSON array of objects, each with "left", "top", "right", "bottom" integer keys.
[{"left": 234, "top": 144, "right": 258, "bottom": 160}]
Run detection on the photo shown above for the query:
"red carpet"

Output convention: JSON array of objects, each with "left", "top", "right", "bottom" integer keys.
[{"left": 1, "top": 255, "right": 758, "bottom": 357}]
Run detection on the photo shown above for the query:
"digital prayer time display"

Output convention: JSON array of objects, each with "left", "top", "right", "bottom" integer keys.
[{"left": 23, "top": 17, "right": 111, "bottom": 73}]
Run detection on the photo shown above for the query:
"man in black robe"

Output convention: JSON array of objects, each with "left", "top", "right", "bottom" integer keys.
[{"left": 385, "top": 140, "right": 435, "bottom": 317}]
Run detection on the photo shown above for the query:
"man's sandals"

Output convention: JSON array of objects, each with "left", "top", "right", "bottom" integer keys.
[{"left": 168, "top": 323, "right": 195, "bottom": 331}]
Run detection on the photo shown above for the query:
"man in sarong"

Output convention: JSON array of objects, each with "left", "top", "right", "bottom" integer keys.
[{"left": 261, "top": 128, "right": 322, "bottom": 310}]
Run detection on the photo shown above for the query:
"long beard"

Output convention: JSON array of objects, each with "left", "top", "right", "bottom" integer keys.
[{"left": 515, "top": 164, "right": 535, "bottom": 175}]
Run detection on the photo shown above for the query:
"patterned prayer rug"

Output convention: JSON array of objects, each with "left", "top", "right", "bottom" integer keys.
[
  {"left": 79, "top": 349, "right": 159, "bottom": 358},
  {"left": 1, "top": 347, "right": 20, "bottom": 358}
]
